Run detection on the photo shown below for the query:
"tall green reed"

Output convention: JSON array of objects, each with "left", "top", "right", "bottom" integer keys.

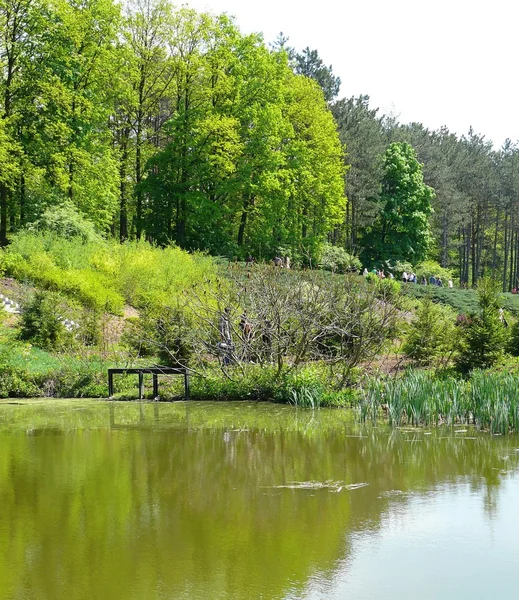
[{"left": 359, "top": 370, "right": 519, "bottom": 434}]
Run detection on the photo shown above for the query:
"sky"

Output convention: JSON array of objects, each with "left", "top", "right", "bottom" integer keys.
[{"left": 184, "top": 0, "right": 519, "bottom": 148}]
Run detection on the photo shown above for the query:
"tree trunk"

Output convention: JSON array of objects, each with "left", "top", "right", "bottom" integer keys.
[
  {"left": 503, "top": 210, "right": 509, "bottom": 291},
  {"left": 119, "top": 129, "right": 130, "bottom": 242}
]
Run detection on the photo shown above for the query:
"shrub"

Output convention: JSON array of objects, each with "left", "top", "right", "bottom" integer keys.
[
  {"left": 506, "top": 318, "right": 519, "bottom": 356},
  {"left": 318, "top": 243, "right": 362, "bottom": 273},
  {"left": 415, "top": 260, "right": 453, "bottom": 283},
  {"left": 186, "top": 267, "right": 400, "bottom": 389},
  {"left": 388, "top": 260, "right": 413, "bottom": 278},
  {"left": 402, "top": 285, "right": 480, "bottom": 315},
  {"left": 19, "top": 291, "right": 70, "bottom": 351},
  {"left": 44, "top": 363, "right": 107, "bottom": 398},
  {"left": 27, "top": 201, "right": 101, "bottom": 242},
  {"left": 124, "top": 304, "right": 193, "bottom": 366},
  {"left": 78, "top": 307, "right": 104, "bottom": 347},
  {"left": 403, "top": 295, "right": 456, "bottom": 365},
  {"left": 3, "top": 232, "right": 217, "bottom": 315},
  {"left": 456, "top": 278, "right": 509, "bottom": 372}
]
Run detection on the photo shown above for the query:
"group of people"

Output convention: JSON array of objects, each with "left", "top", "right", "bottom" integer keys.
[
  {"left": 245, "top": 254, "right": 291, "bottom": 269},
  {"left": 272, "top": 256, "right": 291, "bottom": 269},
  {"left": 362, "top": 267, "right": 454, "bottom": 288}
]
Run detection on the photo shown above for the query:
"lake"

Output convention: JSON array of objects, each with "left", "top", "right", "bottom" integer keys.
[{"left": 1, "top": 400, "right": 518, "bottom": 599}]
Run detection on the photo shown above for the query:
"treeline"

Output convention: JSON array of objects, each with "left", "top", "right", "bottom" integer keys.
[
  {"left": 333, "top": 97, "right": 519, "bottom": 289},
  {"left": 3, "top": 0, "right": 519, "bottom": 287},
  {"left": 0, "top": 0, "right": 344, "bottom": 259}
]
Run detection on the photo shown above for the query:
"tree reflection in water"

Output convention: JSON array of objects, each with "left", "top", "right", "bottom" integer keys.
[{"left": 0, "top": 400, "right": 518, "bottom": 599}]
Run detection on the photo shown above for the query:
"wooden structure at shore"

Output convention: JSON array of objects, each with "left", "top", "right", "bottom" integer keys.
[{"left": 108, "top": 366, "right": 190, "bottom": 400}]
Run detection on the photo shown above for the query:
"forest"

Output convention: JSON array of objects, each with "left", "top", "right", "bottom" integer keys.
[{"left": 1, "top": 0, "right": 519, "bottom": 289}]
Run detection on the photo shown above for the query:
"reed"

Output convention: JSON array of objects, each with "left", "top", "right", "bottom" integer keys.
[{"left": 360, "top": 370, "right": 519, "bottom": 434}]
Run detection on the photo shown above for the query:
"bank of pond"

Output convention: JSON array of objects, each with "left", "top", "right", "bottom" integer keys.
[{"left": 3, "top": 364, "right": 519, "bottom": 435}]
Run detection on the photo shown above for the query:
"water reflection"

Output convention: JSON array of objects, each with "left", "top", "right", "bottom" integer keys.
[{"left": 0, "top": 401, "right": 519, "bottom": 599}]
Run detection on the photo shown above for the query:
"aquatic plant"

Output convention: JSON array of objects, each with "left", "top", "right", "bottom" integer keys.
[
  {"left": 288, "top": 385, "right": 323, "bottom": 409},
  {"left": 360, "top": 370, "right": 519, "bottom": 434}
]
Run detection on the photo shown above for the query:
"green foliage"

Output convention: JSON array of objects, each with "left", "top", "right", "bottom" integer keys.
[
  {"left": 403, "top": 295, "right": 456, "bottom": 365},
  {"left": 402, "top": 285, "right": 480, "bottom": 315},
  {"left": 361, "top": 371, "right": 470, "bottom": 427},
  {"left": 142, "top": 25, "right": 345, "bottom": 260},
  {"left": 288, "top": 385, "right": 323, "bottom": 409},
  {"left": 456, "top": 278, "right": 509, "bottom": 372},
  {"left": 0, "top": 346, "right": 42, "bottom": 398},
  {"left": 78, "top": 308, "right": 104, "bottom": 347},
  {"left": 45, "top": 362, "right": 108, "bottom": 398},
  {"left": 365, "top": 273, "right": 401, "bottom": 302},
  {"left": 318, "top": 243, "right": 361, "bottom": 273},
  {"left": 27, "top": 202, "right": 102, "bottom": 242},
  {"left": 361, "top": 369, "right": 519, "bottom": 435},
  {"left": 292, "top": 46, "right": 341, "bottom": 102},
  {"left": 415, "top": 260, "right": 453, "bottom": 282},
  {"left": 362, "top": 142, "right": 434, "bottom": 266},
  {"left": 506, "top": 319, "right": 519, "bottom": 357},
  {"left": 19, "top": 291, "right": 69, "bottom": 351},
  {"left": 331, "top": 95, "right": 385, "bottom": 248},
  {"left": 124, "top": 304, "right": 193, "bottom": 366},
  {"left": 3, "top": 231, "right": 217, "bottom": 313},
  {"left": 186, "top": 266, "right": 399, "bottom": 390},
  {"left": 390, "top": 260, "right": 414, "bottom": 277},
  {"left": 189, "top": 364, "right": 343, "bottom": 406}
]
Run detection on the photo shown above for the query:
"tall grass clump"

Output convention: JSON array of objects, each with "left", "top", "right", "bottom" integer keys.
[
  {"left": 470, "top": 371, "right": 519, "bottom": 434},
  {"left": 361, "top": 370, "right": 519, "bottom": 434},
  {"left": 360, "top": 371, "right": 470, "bottom": 427}
]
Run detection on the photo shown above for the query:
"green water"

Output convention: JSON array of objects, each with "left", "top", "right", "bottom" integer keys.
[{"left": 1, "top": 400, "right": 519, "bottom": 599}]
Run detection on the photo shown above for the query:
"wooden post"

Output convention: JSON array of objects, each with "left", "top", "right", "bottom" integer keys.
[
  {"left": 108, "top": 370, "right": 114, "bottom": 398},
  {"left": 138, "top": 372, "right": 144, "bottom": 400},
  {"left": 184, "top": 371, "right": 190, "bottom": 400},
  {"left": 153, "top": 374, "right": 159, "bottom": 399}
]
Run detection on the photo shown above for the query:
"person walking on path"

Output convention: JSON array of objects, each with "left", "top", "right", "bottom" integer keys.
[{"left": 219, "top": 307, "right": 233, "bottom": 365}]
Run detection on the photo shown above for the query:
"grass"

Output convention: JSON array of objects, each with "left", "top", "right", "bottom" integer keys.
[{"left": 360, "top": 369, "right": 519, "bottom": 434}]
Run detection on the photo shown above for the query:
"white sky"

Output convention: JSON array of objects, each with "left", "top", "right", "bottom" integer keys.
[{"left": 183, "top": 0, "right": 519, "bottom": 148}]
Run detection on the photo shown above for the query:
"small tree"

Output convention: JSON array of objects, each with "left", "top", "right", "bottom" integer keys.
[
  {"left": 184, "top": 266, "right": 399, "bottom": 387},
  {"left": 19, "top": 291, "right": 68, "bottom": 351},
  {"left": 318, "top": 243, "right": 362, "bottom": 273},
  {"left": 403, "top": 295, "right": 456, "bottom": 365},
  {"left": 456, "top": 278, "right": 508, "bottom": 372},
  {"left": 506, "top": 318, "right": 519, "bottom": 356}
]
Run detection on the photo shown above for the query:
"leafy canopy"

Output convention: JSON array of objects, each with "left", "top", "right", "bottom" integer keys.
[{"left": 362, "top": 142, "right": 434, "bottom": 266}]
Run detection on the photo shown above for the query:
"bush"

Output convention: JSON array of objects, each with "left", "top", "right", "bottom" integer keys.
[
  {"left": 124, "top": 304, "right": 193, "bottom": 366},
  {"left": 318, "top": 243, "right": 362, "bottom": 273},
  {"left": 415, "top": 260, "right": 453, "bottom": 283},
  {"left": 43, "top": 363, "right": 108, "bottom": 398},
  {"left": 27, "top": 201, "right": 101, "bottom": 243},
  {"left": 506, "top": 318, "right": 519, "bottom": 356},
  {"left": 19, "top": 291, "right": 70, "bottom": 351},
  {"left": 402, "top": 285, "right": 480, "bottom": 315},
  {"left": 386, "top": 260, "right": 413, "bottom": 278},
  {"left": 366, "top": 273, "right": 401, "bottom": 302},
  {"left": 185, "top": 267, "right": 399, "bottom": 389},
  {"left": 403, "top": 295, "right": 456, "bottom": 365},
  {"left": 3, "top": 232, "right": 217, "bottom": 314},
  {"left": 456, "top": 278, "right": 509, "bottom": 372}
]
